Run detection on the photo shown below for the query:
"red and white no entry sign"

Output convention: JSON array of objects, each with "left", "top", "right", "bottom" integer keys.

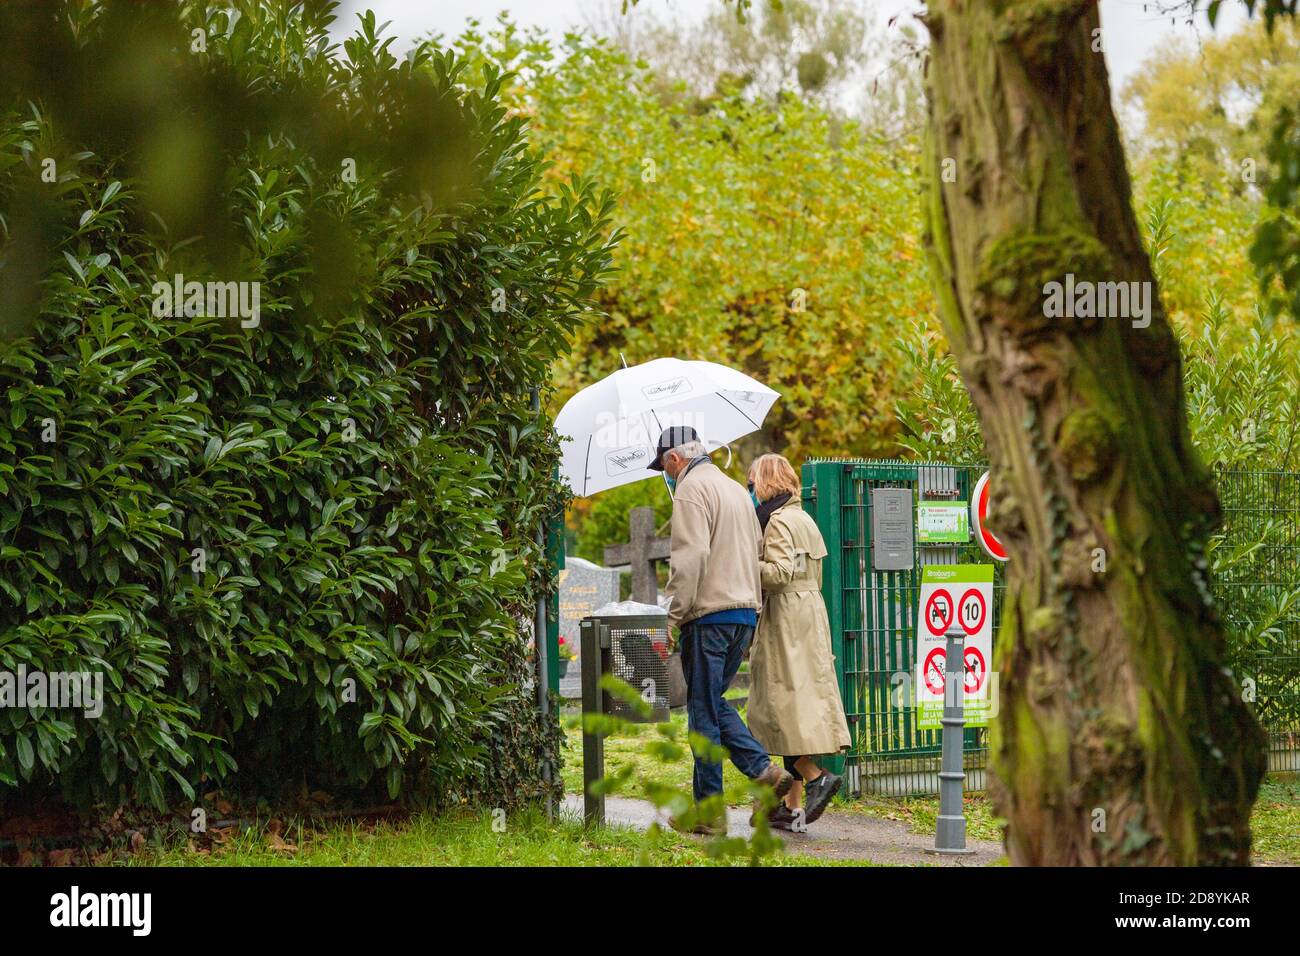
[
  {"left": 924, "top": 589, "right": 954, "bottom": 636},
  {"left": 971, "top": 471, "right": 1008, "bottom": 562},
  {"left": 958, "top": 587, "right": 986, "bottom": 636},
  {"left": 922, "top": 647, "right": 947, "bottom": 695},
  {"left": 963, "top": 646, "right": 986, "bottom": 693}
]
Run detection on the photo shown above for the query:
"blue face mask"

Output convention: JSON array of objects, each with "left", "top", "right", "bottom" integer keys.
[
  {"left": 748, "top": 482, "right": 760, "bottom": 508},
  {"left": 666, "top": 476, "right": 676, "bottom": 493}
]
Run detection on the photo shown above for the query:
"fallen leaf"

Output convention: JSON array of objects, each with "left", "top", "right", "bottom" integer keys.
[{"left": 267, "top": 832, "right": 298, "bottom": 853}]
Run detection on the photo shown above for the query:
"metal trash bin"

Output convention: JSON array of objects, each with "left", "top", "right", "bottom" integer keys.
[
  {"left": 581, "top": 614, "right": 671, "bottom": 723},
  {"left": 580, "top": 612, "right": 672, "bottom": 826}
]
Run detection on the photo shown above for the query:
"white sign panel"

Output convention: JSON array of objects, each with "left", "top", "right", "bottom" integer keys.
[{"left": 915, "top": 564, "right": 993, "bottom": 729}]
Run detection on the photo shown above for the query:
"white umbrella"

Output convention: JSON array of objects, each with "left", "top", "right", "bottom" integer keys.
[{"left": 556, "top": 357, "right": 779, "bottom": 497}]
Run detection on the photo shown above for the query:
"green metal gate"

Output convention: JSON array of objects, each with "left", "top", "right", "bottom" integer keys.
[
  {"left": 802, "top": 459, "right": 1003, "bottom": 796},
  {"left": 803, "top": 459, "right": 1300, "bottom": 797}
]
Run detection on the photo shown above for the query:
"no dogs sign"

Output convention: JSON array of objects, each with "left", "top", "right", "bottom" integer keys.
[{"left": 916, "top": 564, "right": 994, "bottom": 729}]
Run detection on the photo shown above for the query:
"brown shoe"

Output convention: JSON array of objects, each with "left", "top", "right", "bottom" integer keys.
[
  {"left": 767, "top": 805, "right": 798, "bottom": 831},
  {"left": 670, "top": 814, "right": 728, "bottom": 837},
  {"left": 752, "top": 763, "right": 794, "bottom": 800},
  {"left": 749, "top": 802, "right": 797, "bottom": 830}
]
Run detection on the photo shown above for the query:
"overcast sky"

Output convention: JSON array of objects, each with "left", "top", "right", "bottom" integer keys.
[{"left": 328, "top": 0, "right": 1248, "bottom": 99}]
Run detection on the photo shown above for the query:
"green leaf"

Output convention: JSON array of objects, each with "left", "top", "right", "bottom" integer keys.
[{"left": 15, "top": 734, "right": 34, "bottom": 773}]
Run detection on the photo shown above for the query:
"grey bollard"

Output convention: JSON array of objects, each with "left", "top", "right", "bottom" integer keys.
[{"left": 926, "top": 622, "right": 976, "bottom": 856}]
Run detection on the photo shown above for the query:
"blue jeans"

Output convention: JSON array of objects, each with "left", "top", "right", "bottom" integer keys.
[{"left": 679, "top": 621, "right": 771, "bottom": 801}]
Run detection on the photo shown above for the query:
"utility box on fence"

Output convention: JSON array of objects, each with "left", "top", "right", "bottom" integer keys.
[{"left": 579, "top": 612, "right": 672, "bottom": 826}]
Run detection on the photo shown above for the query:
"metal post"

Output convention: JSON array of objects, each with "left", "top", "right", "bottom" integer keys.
[
  {"left": 580, "top": 618, "right": 606, "bottom": 827},
  {"left": 531, "top": 388, "right": 552, "bottom": 819},
  {"left": 927, "top": 622, "right": 976, "bottom": 855}
]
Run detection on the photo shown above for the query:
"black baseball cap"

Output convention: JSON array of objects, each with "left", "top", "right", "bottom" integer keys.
[{"left": 649, "top": 425, "right": 701, "bottom": 471}]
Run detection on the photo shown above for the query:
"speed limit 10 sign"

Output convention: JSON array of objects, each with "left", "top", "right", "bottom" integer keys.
[{"left": 915, "top": 564, "right": 994, "bottom": 730}]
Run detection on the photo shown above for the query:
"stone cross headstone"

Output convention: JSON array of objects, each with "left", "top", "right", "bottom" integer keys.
[{"left": 603, "top": 506, "right": 671, "bottom": 605}]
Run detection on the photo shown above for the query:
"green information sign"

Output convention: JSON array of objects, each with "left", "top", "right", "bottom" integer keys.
[{"left": 916, "top": 501, "right": 969, "bottom": 544}]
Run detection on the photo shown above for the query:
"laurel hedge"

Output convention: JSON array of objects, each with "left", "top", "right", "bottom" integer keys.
[{"left": 0, "top": 2, "right": 615, "bottom": 812}]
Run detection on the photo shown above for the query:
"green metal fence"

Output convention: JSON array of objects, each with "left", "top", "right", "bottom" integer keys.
[
  {"left": 802, "top": 459, "right": 1300, "bottom": 797},
  {"left": 1215, "top": 467, "right": 1300, "bottom": 774},
  {"left": 802, "top": 459, "right": 1004, "bottom": 796}
]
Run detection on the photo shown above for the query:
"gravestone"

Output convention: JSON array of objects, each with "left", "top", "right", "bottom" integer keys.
[
  {"left": 604, "top": 506, "right": 685, "bottom": 707},
  {"left": 603, "top": 506, "right": 671, "bottom": 604},
  {"left": 557, "top": 557, "right": 621, "bottom": 698}
]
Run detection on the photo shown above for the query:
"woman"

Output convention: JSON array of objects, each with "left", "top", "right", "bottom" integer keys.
[{"left": 746, "top": 453, "right": 851, "bottom": 830}]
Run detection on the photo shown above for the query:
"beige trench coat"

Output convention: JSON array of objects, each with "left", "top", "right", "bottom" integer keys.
[{"left": 747, "top": 499, "right": 851, "bottom": 757}]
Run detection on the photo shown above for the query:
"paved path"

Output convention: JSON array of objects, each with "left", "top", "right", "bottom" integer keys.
[{"left": 560, "top": 794, "right": 1002, "bottom": 866}]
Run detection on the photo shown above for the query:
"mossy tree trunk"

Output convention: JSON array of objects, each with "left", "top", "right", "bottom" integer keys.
[{"left": 921, "top": 0, "right": 1265, "bottom": 864}]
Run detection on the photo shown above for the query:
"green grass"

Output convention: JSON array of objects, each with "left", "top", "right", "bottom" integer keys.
[
  {"left": 841, "top": 781, "right": 1299, "bottom": 864},
  {"left": 120, "top": 740, "right": 1297, "bottom": 867},
  {"left": 125, "top": 808, "right": 858, "bottom": 867},
  {"left": 562, "top": 709, "right": 1001, "bottom": 841},
  {"left": 116, "top": 777, "right": 1296, "bottom": 866},
  {"left": 1251, "top": 777, "right": 1300, "bottom": 864},
  {"left": 128, "top": 809, "right": 698, "bottom": 867},
  {"left": 561, "top": 713, "right": 1299, "bottom": 864},
  {"left": 841, "top": 793, "right": 1004, "bottom": 844},
  {"left": 560, "top": 710, "right": 753, "bottom": 802}
]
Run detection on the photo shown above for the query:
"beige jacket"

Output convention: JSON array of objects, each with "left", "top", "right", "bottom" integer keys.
[
  {"left": 747, "top": 498, "right": 851, "bottom": 756},
  {"left": 664, "top": 461, "right": 762, "bottom": 629}
]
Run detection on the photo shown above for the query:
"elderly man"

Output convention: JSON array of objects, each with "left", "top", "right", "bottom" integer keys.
[{"left": 650, "top": 425, "right": 792, "bottom": 834}]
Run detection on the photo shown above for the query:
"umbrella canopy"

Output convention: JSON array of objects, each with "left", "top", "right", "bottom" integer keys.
[{"left": 556, "top": 358, "right": 779, "bottom": 497}]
